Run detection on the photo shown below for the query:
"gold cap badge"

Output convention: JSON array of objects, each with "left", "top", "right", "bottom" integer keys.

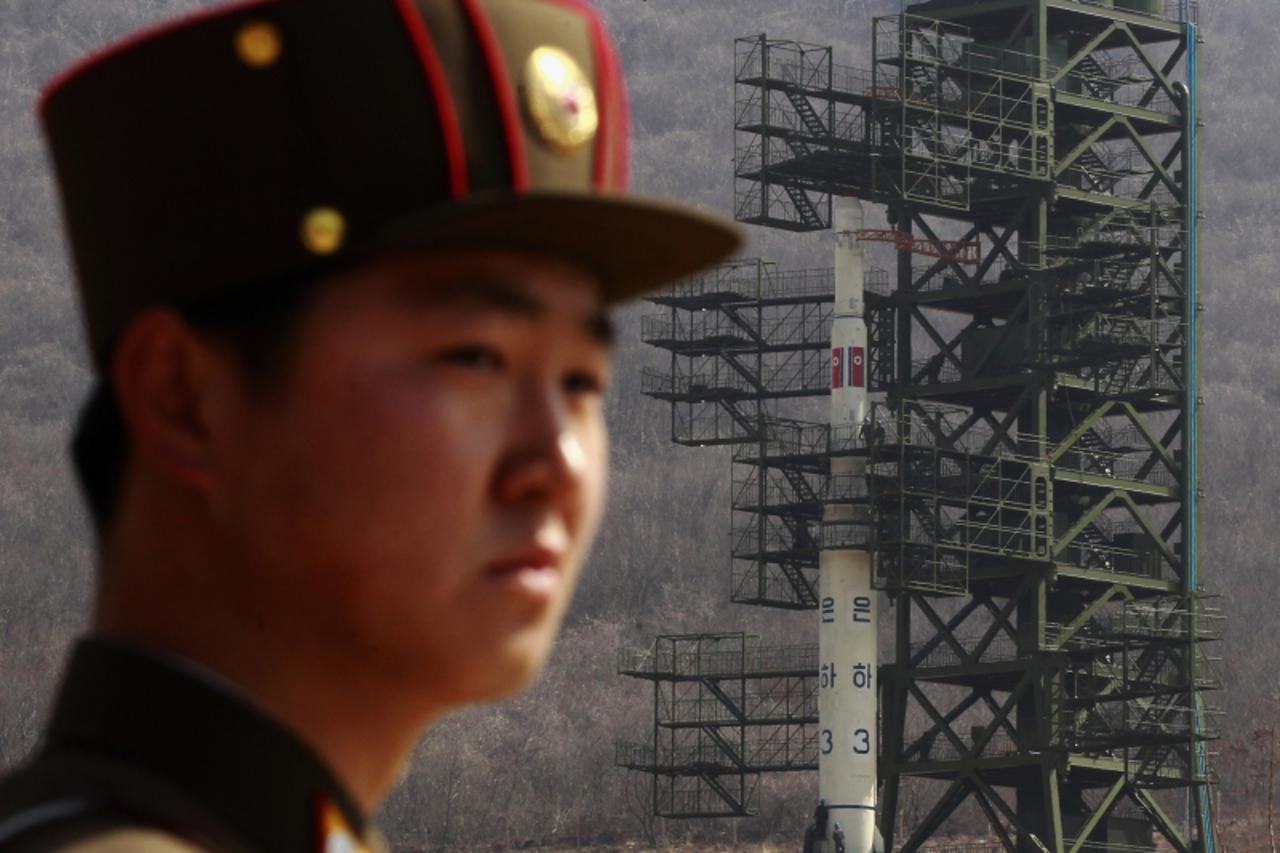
[
  {"left": 522, "top": 46, "right": 598, "bottom": 154},
  {"left": 234, "top": 20, "right": 282, "bottom": 69},
  {"left": 300, "top": 207, "right": 347, "bottom": 256}
]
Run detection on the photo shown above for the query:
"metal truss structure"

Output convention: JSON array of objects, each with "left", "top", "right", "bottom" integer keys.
[
  {"left": 622, "top": 1, "right": 1217, "bottom": 851},
  {"left": 616, "top": 633, "right": 819, "bottom": 817},
  {"left": 641, "top": 259, "right": 895, "bottom": 610}
]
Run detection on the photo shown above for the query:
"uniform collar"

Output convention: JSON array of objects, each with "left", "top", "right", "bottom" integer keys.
[{"left": 43, "top": 636, "right": 374, "bottom": 853}]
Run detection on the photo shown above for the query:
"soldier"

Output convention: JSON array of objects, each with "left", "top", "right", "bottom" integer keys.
[
  {"left": 0, "top": 0, "right": 740, "bottom": 850},
  {"left": 802, "top": 799, "right": 830, "bottom": 853},
  {"left": 832, "top": 822, "right": 847, "bottom": 853}
]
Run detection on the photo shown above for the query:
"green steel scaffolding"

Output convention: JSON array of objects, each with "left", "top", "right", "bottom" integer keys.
[{"left": 622, "top": 1, "right": 1215, "bottom": 850}]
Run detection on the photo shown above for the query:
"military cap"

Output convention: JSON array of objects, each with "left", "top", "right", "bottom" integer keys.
[{"left": 39, "top": 0, "right": 741, "bottom": 368}]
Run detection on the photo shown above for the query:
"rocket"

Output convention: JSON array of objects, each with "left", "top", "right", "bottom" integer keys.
[{"left": 812, "top": 196, "right": 881, "bottom": 853}]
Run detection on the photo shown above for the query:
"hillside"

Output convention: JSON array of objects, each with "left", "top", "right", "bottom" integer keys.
[{"left": 0, "top": 1, "right": 1276, "bottom": 850}]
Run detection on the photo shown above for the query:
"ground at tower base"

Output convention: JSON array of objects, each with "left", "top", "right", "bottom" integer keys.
[{"left": 383, "top": 824, "right": 1268, "bottom": 853}]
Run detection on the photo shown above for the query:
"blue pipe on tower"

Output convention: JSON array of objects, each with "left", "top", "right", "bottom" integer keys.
[{"left": 1183, "top": 5, "right": 1215, "bottom": 852}]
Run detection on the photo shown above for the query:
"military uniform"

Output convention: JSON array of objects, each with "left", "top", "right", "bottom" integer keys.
[
  {"left": 0, "top": 640, "right": 385, "bottom": 852},
  {"left": 0, "top": 0, "right": 739, "bottom": 848}
]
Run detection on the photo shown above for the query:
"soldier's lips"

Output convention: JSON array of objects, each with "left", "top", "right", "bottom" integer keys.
[{"left": 484, "top": 550, "right": 563, "bottom": 600}]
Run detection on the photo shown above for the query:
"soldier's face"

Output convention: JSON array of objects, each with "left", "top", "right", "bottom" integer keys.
[{"left": 216, "top": 250, "right": 612, "bottom": 706}]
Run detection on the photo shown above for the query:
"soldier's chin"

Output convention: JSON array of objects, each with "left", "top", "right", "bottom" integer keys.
[{"left": 474, "top": 633, "right": 558, "bottom": 703}]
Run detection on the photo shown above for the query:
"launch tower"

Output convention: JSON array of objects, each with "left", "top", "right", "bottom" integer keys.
[{"left": 619, "top": 1, "right": 1219, "bottom": 851}]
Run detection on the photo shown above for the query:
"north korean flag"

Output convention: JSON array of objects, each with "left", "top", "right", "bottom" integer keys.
[
  {"left": 850, "top": 346, "right": 865, "bottom": 388},
  {"left": 832, "top": 347, "right": 844, "bottom": 389}
]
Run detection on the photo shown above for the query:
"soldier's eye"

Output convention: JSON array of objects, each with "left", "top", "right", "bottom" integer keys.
[
  {"left": 440, "top": 345, "right": 503, "bottom": 371},
  {"left": 564, "top": 370, "right": 606, "bottom": 395}
]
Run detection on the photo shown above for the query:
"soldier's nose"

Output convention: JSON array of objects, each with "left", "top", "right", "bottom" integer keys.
[{"left": 494, "top": 386, "right": 585, "bottom": 506}]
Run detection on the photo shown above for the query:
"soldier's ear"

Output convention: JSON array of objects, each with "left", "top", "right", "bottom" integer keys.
[{"left": 110, "top": 309, "right": 226, "bottom": 494}]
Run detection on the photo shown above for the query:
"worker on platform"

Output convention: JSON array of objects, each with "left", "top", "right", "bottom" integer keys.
[
  {"left": 803, "top": 799, "right": 831, "bottom": 852},
  {"left": 832, "top": 821, "right": 847, "bottom": 853}
]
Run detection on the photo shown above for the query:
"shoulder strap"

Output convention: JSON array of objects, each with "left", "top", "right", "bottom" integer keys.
[
  {"left": 0, "top": 799, "right": 102, "bottom": 847},
  {"left": 0, "top": 755, "right": 248, "bottom": 853},
  {"left": 0, "top": 802, "right": 202, "bottom": 851}
]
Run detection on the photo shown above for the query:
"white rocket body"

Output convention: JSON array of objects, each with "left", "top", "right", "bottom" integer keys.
[{"left": 817, "top": 197, "right": 878, "bottom": 853}]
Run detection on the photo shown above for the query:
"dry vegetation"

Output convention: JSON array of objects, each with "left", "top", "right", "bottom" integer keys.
[{"left": 0, "top": 0, "right": 1277, "bottom": 850}]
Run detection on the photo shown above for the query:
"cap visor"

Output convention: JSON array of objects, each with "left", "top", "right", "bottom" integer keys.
[{"left": 374, "top": 192, "right": 743, "bottom": 304}]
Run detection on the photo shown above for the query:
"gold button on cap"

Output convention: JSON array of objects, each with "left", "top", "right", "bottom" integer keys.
[
  {"left": 301, "top": 207, "right": 347, "bottom": 256},
  {"left": 523, "top": 46, "right": 598, "bottom": 154},
  {"left": 235, "top": 20, "right": 282, "bottom": 69}
]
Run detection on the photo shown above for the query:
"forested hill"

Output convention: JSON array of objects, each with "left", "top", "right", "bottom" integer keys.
[{"left": 0, "top": 1, "right": 1276, "bottom": 849}]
